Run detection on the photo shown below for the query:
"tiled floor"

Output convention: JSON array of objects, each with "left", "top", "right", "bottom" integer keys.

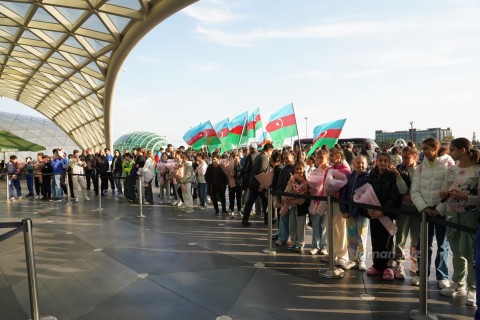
[{"left": 0, "top": 185, "right": 476, "bottom": 320}]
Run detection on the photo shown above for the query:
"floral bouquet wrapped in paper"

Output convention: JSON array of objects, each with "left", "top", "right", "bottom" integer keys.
[
  {"left": 353, "top": 183, "right": 397, "bottom": 236},
  {"left": 307, "top": 172, "right": 327, "bottom": 215},
  {"left": 324, "top": 169, "right": 348, "bottom": 194},
  {"left": 279, "top": 174, "right": 308, "bottom": 216}
]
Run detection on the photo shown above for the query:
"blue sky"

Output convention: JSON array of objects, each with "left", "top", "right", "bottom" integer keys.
[{"left": 1, "top": 0, "right": 479, "bottom": 147}]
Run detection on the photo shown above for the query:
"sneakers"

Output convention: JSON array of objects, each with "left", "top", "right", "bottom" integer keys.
[
  {"left": 336, "top": 258, "right": 347, "bottom": 269},
  {"left": 85, "top": 196, "right": 91, "bottom": 201},
  {"left": 394, "top": 265, "right": 406, "bottom": 279},
  {"left": 344, "top": 260, "right": 358, "bottom": 270},
  {"left": 466, "top": 289, "right": 476, "bottom": 306},
  {"left": 358, "top": 261, "right": 367, "bottom": 271},
  {"left": 310, "top": 248, "right": 319, "bottom": 255},
  {"left": 294, "top": 245, "right": 304, "bottom": 252},
  {"left": 411, "top": 276, "right": 420, "bottom": 286},
  {"left": 185, "top": 209, "right": 194, "bottom": 214},
  {"left": 176, "top": 201, "right": 183, "bottom": 207},
  {"left": 9, "top": 197, "right": 15, "bottom": 202},
  {"left": 440, "top": 283, "right": 466, "bottom": 297},
  {"left": 383, "top": 268, "right": 395, "bottom": 280},
  {"left": 319, "top": 248, "right": 328, "bottom": 256},
  {"left": 438, "top": 279, "right": 451, "bottom": 289},
  {"left": 367, "top": 266, "right": 382, "bottom": 276}
]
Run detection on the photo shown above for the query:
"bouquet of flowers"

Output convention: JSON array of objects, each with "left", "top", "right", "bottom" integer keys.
[
  {"left": 353, "top": 183, "right": 397, "bottom": 235},
  {"left": 307, "top": 172, "right": 327, "bottom": 215},
  {"left": 324, "top": 169, "right": 348, "bottom": 194},
  {"left": 279, "top": 174, "right": 308, "bottom": 216}
]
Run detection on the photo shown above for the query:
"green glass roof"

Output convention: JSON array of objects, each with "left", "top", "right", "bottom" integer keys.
[{"left": 114, "top": 131, "right": 168, "bottom": 153}]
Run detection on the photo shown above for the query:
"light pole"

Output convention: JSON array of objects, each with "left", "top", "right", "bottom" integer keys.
[
  {"left": 409, "top": 121, "right": 414, "bottom": 142},
  {"left": 304, "top": 116, "right": 308, "bottom": 139}
]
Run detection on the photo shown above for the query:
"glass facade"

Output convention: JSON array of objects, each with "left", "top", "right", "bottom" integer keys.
[
  {"left": 113, "top": 131, "right": 169, "bottom": 153},
  {"left": 0, "top": 111, "right": 80, "bottom": 161}
]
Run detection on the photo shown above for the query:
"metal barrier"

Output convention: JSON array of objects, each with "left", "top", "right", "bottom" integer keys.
[
  {"left": 0, "top": 219, "right": 56, "bottom": 320},
  {"left": 270, "top": 188, "right": 477, "bottom": 318}
]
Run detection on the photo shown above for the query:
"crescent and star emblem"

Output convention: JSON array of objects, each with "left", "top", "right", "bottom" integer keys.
[{"left": 275, "top": 119, "right": 284, "bottom": 128}]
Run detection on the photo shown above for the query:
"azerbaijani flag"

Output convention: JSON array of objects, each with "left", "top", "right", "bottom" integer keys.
[
  {"left": 306, "top": 118, "right": 347, "bottom": 157},
  {"left": 183, "top": 121, "right": 221, "bottom": 151},
  {"left": 246, "top": 107, "right": 263, "bottom": 140},
  {"left": 265, "top": 103, "right": 298, "bottom": 147},
  {"left": 225, "top": 112, "right": 248, "bottom": 151},
  {"left": 213, "top": 117, "right": 229, "bottom": 150}
]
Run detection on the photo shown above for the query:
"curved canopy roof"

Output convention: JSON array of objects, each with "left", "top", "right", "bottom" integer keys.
[{"left": 0, "top": 0, "right": 195, "bottom": 150}]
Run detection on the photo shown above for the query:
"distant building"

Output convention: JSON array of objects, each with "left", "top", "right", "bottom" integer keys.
[{"left": 375, "top": 127, "right": 453, "bottom": 145}]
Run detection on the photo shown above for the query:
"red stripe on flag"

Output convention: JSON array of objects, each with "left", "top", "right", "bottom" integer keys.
[
  {"left": 186, "top": 128, "right": 216, "bottom": 145},
  {"left": 218, "top": 128, "right": 229, "bottom": 138},
  {"left": 313, "top": 128, "right": 343, "bottom": 144},
  {"left": 265, "top": 114, "right": 296, "bottom": 133},
  {"left": 230, "top": 125, "right": 243, "bottom": 135},
  {"left": 247, "top": 121, "right": 255, "bottom": 131}
]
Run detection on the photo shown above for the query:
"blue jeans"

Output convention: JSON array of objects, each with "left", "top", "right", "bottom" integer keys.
[
  {"left": 9, "top": 178, "right": 21, "bottom": 197},
  {"left": 311, "top": 214, "right": 326, "bottom": 249},
  {"left": 26, "top": 173, "right": 34, "bottom": 195},
  {"left": 197, "top": 183, "right": 207, "bottom": 206},
  {"left": 113, "top": 172, "right": 123, "bottom": 194},
  {"left": 278, "top": 213, "right": 290, "bottom": 244},
  {"left": 416, "top": 217, "right": 449, "bottom": 280},
  {"left": 51, "top": 174, "right": 63, "bottom": 199}
]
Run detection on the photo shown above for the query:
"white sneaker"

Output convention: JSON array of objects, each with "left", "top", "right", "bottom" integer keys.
[
  {"left": 358, "top": 261, "right": 367, "bottom": 271},
  {"left": 411, "top": 276, "right": 420, "bottom": 286},
  {"left": 394, "top": 265, "right": 406, "bottom": 279},
  {"left": 171, "top": 201, "right": 178, "bottom": 206},
  {"left": 9, "top": 197, "right": 16, "bottom": 202},
  {"left": 344, "top": 260, "right": 358, "bottom": 270},
  {"left": 336, "top": 258, "right": 347, "bottom": 269},
  {"left": 310, "top": 248, "right": 319, "bottom": 255},
  {"left": 319, "top": 248, "right": 328, "bottom": 256},
  {"left": 85, "top": 196, "right": 91, "bottom": 201},
  {"left": 440, "top": 283, "right": 466, "bottom": 297},
  {"left": 466, "top": 289, "right": 477, "bottom": 306},
  {"left": 438, "top": 279, "right": 451, "bottom": 289},
  {"left": 176, "top": 201, "right": 183, "bottom": 207}
]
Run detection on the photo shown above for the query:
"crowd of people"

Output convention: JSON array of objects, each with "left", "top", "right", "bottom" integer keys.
[{"left": 2, "top": 137, "right": 479, "bottom": 310}]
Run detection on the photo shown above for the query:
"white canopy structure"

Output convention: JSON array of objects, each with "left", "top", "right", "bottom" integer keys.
[{"left": 0, "top": 0, "right": 196, "bottom": 149}]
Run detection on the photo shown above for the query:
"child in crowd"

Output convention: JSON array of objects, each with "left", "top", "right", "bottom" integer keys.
[
  {"left": 323, "top": 147, "right": 351, "bottom": 268},
  {"left": 366, "top": 152, "right": 402, "bottom": 280},
  {"left": 389, "top": 146, "right": 419, "bottom": 279},
  {"left": 308, "top": 149, "right": 330, "bottom": 255},
  {"left": 340, "top": 155, "right": 370, "bottom": 271},
  {"left": 439, "top": 138, "right": 479, "bottom": 306},
  {"left": 410, "top": 137, "right": 454, "bottom": 288},
  {"left": 284, "top": 161, "right": 309, "bottom": 252},
  {"left": 279, "top": 162, "right": 308, "bottom": 216}
]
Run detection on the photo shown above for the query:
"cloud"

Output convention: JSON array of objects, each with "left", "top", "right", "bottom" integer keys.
[
  {"left": 195, "top": 21, "right": 391, "bottom": 47},
  {"left": 182, "top": 0, "right": 242, "bottom": 25},
  {"left": 188, "top": 61, "right": 220, "bottom": 72},
  {"left": 278, "top": 70, "right": 332, "bottom": 82}
]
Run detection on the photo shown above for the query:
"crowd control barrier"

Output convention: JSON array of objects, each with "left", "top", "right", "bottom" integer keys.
[
  {"left": 0, "top": 219, "right": 56, "bottom": 320},
  {"left": 270, "top": 189, "right": 477, "bottom": 320},
  {"left": 2, "top": 172, "right": 148, "bottom": 218}
]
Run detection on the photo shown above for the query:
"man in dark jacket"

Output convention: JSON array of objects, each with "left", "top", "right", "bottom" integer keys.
[
  {"left": 205, "top": 154, "right": 228, "bottom": 215},
  {"left": 241, "top": 143, "right": 275, "bottom": 226}
]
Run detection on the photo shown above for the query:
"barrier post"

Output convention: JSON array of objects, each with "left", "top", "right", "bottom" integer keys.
[
  {"left": 137, "top": 177, "right": 145, "bottom": 218},
  {"left": 23, "top": 219, "right": 40, "bottom": 320},
  {"left": 6, "top": 173, "right": 11, "bottom": 202},
  {"left": 319, "top": 195, "right": 344, "bottom": 279},
  {"left": 262, "top": 189, "right": 275, "bottom": 254},
  {"left": 97, "top": 174, "right": 103, "bottom": 211},
  {"left": 409, "top": 211, "right": 437, "bottom": 320}
]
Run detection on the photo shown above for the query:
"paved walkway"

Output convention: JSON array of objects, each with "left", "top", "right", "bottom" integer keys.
[{"left": 0, "top": 185, "right": 476, "bottom": 320}]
